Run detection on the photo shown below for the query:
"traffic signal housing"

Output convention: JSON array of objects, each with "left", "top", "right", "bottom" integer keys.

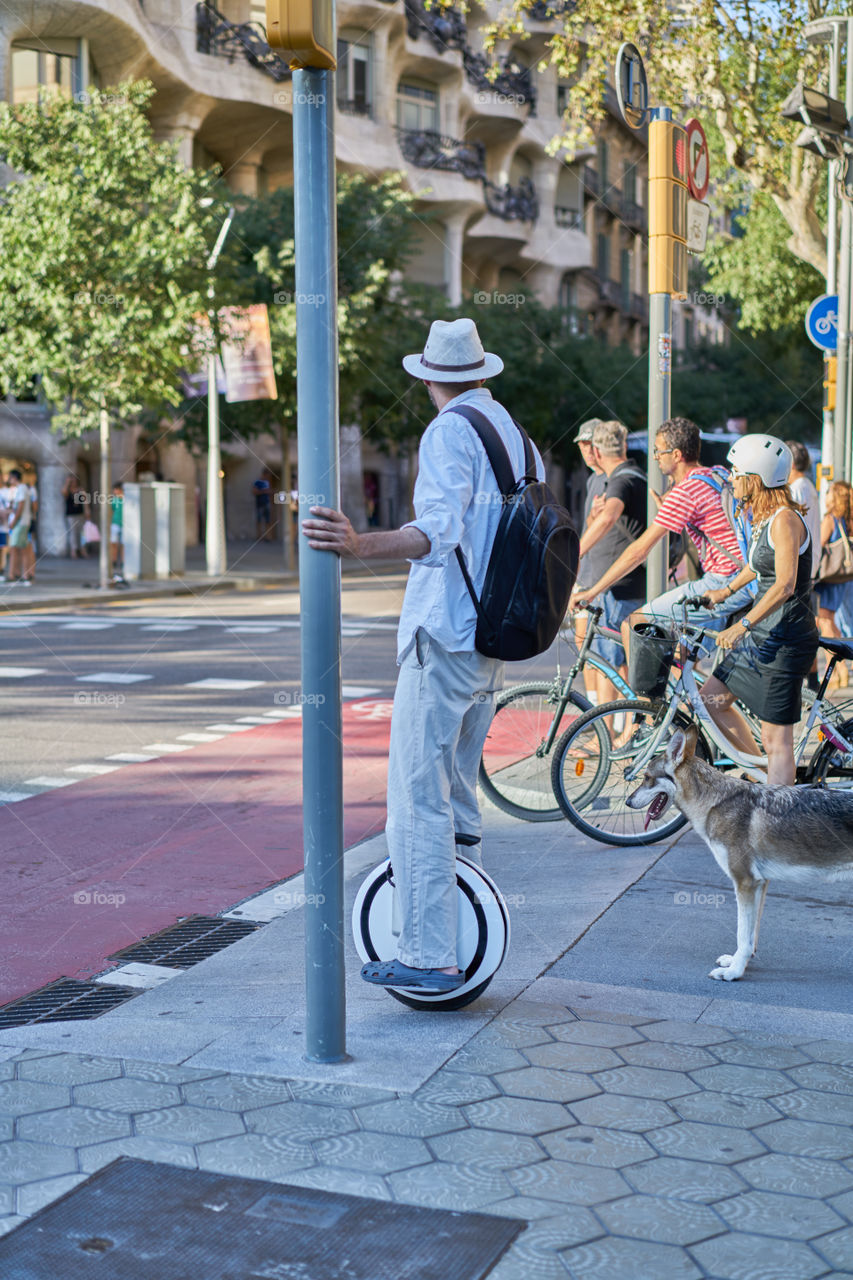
[
  {"left": 648, "top": 120, "right": 688, "bottom": 298},
  {"left": 266, "top": 0, "right": 336, "bottom": 70}
]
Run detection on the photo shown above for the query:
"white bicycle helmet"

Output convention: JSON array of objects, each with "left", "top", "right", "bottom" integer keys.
[{"left": 726, "top": 434, "right": 792, "bottom": 488}]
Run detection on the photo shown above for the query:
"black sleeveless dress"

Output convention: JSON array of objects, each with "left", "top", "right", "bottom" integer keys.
[{"left": 713, "top": 511, "right": 819, "bottom": 725}]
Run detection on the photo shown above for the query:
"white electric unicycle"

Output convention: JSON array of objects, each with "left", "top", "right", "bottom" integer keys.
[{"left": 352, "top": 854, "right": 510, "bottom": 1011}]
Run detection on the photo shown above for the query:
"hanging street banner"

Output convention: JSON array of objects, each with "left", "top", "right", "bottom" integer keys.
[
  {"left": 220, "top": 304, "right": 278, "bottom": 403},
  {"left": 805, "top": 293, "right": 839, "bottom": 351}
]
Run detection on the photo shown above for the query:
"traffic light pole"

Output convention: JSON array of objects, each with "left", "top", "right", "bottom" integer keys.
[
  {"left": 293, "top": 63, "right": 347, "bottom": 1063},
  {"left": 825, "top": 23, "right": 841, "bottom": 493},
  {"left": 647, "top": 288, "right": 671, "bottom": 596}
]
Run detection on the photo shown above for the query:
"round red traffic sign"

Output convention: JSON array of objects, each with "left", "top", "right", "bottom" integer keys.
[{"left": 685, "top": 118, "right": 710, "bottom": 201}]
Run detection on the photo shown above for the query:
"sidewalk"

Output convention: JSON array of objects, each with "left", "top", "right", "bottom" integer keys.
[{"left": 0, "top": 807, "right": 851, "bottom": 1277}]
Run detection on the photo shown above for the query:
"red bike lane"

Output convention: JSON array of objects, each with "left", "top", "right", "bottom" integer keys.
[{"left": 0, "top": 701, "right": 393, "bottom": 1006}]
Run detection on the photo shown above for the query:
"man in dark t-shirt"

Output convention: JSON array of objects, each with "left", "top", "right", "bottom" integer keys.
[{"left": 576, "top": 420, "right": 647, "bottom": 694}]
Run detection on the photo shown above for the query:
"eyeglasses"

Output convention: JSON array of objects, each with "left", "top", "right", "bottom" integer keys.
[{"left": 652, "top": 448, "right": 674, "bottom": 459}]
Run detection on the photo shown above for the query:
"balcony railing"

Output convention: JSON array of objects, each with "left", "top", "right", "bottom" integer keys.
[
  {"left": 598, "top": 277, "right": 623, "bottom": 308},
  {"left": 337, "top": 98, "right": 372, "bottom": 119},
  {"left": 396, "top": 128, "right": 486, "bottom": 181},
  {"left": 555, "top": 206, "right": 584, "bottom": 229},
  {"left": 403, "top": 0, "right": 536, "bottom": 112},
  {"left": 484, "top": 176, "right": 539, "bottom": 222},
  {"left": 621, "top": 197, "right": 646, "bottom": 232},
  {"left": 196, "top": 1, "right": 291, "bottom": 81},
  {"left": 581, "top": 165, "right": 599, "bottom": 197},
  {"left": 630, "top": 292, "right": 648, "bottom": 320}
]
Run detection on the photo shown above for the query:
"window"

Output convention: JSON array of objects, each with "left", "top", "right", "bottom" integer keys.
[
  {"left": 622, "top": 160, "right": 637, "bottom": 205},
  {"left": 557, "top": 83, "right": 569, "bottom": 116},
  {"left": 10, "top": 38, "right": 88, "bottom": 104},
  {"left": 597, "top": 139, "right": 609, "bottom": 191},
  {"left": 620, "top": 248, "right": 631, "bottom": 306},
  {"left": 397, "top": 80, "right": 439, "bottom": 132},
  {"left": 597, "top": 231, "right": 610, "bottom": 279},
  {"left": 337, "top": 31, "right": 372, "bottom": 117}
]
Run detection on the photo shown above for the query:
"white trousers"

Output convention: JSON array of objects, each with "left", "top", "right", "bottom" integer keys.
[{"left": 386, "top": 628, "right": 503, "bottom": 969}]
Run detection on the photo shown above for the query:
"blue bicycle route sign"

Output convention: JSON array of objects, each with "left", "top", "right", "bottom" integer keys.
[{"left": 805, "top": 294, "right": 838, "bottom": 351}]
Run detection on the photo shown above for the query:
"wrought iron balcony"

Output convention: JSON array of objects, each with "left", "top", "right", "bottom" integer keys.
[
  {"left": 396, "top": 128, "right": 486, "bottom": 181},
  {"left": 337, "top": 98, "right": 372, "bottom": 119},
  {"left": 630, "top": 292, "right": 648, "bottom": 320},
  {"left": 527, "top": 0, "right": 575, "bottom": 17},
  {"left": 464, "top": 52, "right": 536, "bottom": 113},
  {"left": 554, "top": 205, "right": 584, "bottom": 229},
  {"left": 581, "top": 165, "right": 599, "bottom": 197},
  {"left": 483, "top": 175, "right": 539, "bottom": 222},
  {"left": 403, "top": 0, "right": 535, "bottom": 111},
  {"left": 598, "top": 277, "right": 623, "bottom": 307},
  {"left": 621, "top": 197, "right": 646, "bottom": 232},
  {"left": 404, "top": 0, "right": 467, "bottom": 53},
  {"left": 196, "top": 1, "right": 291, "bottom": 82}
]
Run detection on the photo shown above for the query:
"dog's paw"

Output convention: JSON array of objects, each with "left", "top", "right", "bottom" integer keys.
[
  {"left": 709, "top": 965, "right": 740, "bottom": 981},
  {"left": 715, "top": 954, "right": 734, "bottom": 967}
]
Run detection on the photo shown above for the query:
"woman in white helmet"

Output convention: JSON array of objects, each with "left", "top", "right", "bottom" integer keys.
[{"left": 700, "top": 434, "right": 819, "bottom": 784}]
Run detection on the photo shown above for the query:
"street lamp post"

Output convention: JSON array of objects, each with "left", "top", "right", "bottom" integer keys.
[{"left": 205, "top": 206, "right": 234, "bottom": 578}]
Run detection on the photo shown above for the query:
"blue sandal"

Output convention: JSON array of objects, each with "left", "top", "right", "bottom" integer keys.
[{"left": 361, "top": 958, "right": 464, "bottom": 992}]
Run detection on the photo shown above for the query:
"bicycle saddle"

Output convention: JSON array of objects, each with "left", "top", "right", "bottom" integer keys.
[{"left": 819, "top": 637, "right": 853, "bottom": 661}]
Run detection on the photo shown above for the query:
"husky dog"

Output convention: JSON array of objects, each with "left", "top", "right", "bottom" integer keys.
[{"left": 626, "top": 726, "right": 853, "bottom": 980}]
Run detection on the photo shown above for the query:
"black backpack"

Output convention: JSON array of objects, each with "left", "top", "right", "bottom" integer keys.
[{"left": 450, "top": 404, "right": 579, "bottom": 661}]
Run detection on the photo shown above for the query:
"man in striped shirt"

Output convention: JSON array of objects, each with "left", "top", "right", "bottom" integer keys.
[{"left": 571, "top": 417, "right": 754, "bottom": 648}]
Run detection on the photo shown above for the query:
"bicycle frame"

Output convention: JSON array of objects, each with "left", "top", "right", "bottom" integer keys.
[{"left": 621, "top": 618, "right": 853, "bottom": 785}]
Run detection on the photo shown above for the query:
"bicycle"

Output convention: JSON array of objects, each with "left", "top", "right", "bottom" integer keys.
[
  {"left": 478, "top": 606, "right": 633, "bottom": 822},
  {"left": 549, "top": 608, "right": 853, "bottom": 846}
]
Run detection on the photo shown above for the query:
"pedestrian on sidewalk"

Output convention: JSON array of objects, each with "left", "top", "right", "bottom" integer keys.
[
  {"left": 786, "top": 440, "right": 822, "bottom": 692},
  {"left": 0, "top": 470, "right": 11, "bottom": 580},
  {"left": 6, "top": 468, "right": 33, "bottom": 586},
  {"left": 110, "top": 482, "right": 125, "bottom": 582},
  {"left": 303, "top": 317, "right": 544, "bottom": 993},
  {"left": 572, "top": 418, "right": 605, "bottom": 699},
  {"left": 62, "top": 473, "right": 88, "bottom": 558}
]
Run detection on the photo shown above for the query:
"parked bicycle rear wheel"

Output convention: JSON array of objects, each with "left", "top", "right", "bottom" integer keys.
[
  {"left": 803, "top": 716, "right": 853, "bottom": 790},
  {"left": 479, "top": 682, "right": 590, "bottom": 821},
  {"left": 551, "top": 699, "right": 708, "bottom": 846}
]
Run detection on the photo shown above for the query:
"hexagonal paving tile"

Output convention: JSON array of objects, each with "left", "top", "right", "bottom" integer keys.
[
  {"left": 748, "top": 1118, "right": 853, "bottom": 1160},
  {"left": 569, "top": 1093, "right": 679, "bottom": 1133},
  {"left": 120, "top": 1062, "right": 223, "bottom": 1084},
  {"left": 710, "top": 1041, "right": 810, "bottom": 1069},
  {"left": 0, "top": 1080, "right": 70, "bottom": 1117},
  {"left": 415, "top": 1071, "right": 499, "bottom": 1108},
  {"left": 134, "top": 1105, "right": 246, "bottom": 1144},
  {"left": 16, "top": 1174, "right": 88, "bottom": 1218},
  {"left": 355, "top": 1098, "right": 465, "bottom": 1139},
  {"left": 312, "top": 1131, "right": 430, "bottom": 1174},
  {"left": 387, "top": 1160, "right": 512, "bottom": 1211},
  {"left": 276, "top": 1165, "right": 392, "bottom": 1202},
  {"left": 736, "top": 1152, "right": 853, "bottom": 1198},
  {"left": 243, "top": 1101, "right": 357, "bottom": 1144},
  {"left": 287, "top": 1081, "right": 393, "bottom": 1108},
  {"left": 463, "top": 1097, "right": 572, "bottom": 1136},
  {"left": 691, "top": 1232, "right": 827, "bottom": 1280},
  {"left": 594, "top": 1193, "right": 724, "bottom": 1246},
  {"left": 444, "top": 1042, "right": 528, "bottom": 1076},
  {"left": 646, "top": 1120, "right": 767, "bottom": 1164},
  {"left": 715, "top": 1189, "right": 845, "bottom": 1240},
  {"left": 182, "top": 1075, "right": 294, "bottom": 1112},
  {"left": 486, "top": 1211, "right": 604, "bottom": 1275},
  {"left": 17, "top": 1106, "right": 132, "bottom": 1147},
  {"left": 592, "top": 1066, "right": 700, "bottom": 1101},
  {"left": 815, "top": 1226, "right": 853, "bottom": 1272},
  {"left": 0, "top": 1140, "right": 77, "bottom": 1183},
  {"left": 617, "top": 1041, "right": 717, "bottom": 1072},
  {"left": 16, "top": 1055, "right": 123, "bottom": 1086},
  {"left": 0, "top": 1216, "right": 25, "bottom": 1238},
  {"left": 508, "top": 1159, "right": 629, "bottom": 1206},
  {"left": 688, "top": 1064, "right": 797, "bottom": 1098},
  {"left": 640, "top": 1022, "right": 734, "bottom": 1046},
  {"left": 541, "top": 1125, "right": 654, "bottom": 1169},
  {"left": 523, "top": 1041, "right": 622, "bottom": 1073},
  {"left": 625, "top": 1156, "right": 747, "bottom": 1203},
  {"left": 672, "top": 1091, "right": 781, "bottom": 1129},
  {"left": 196, "top": 1133, "right": 315, "bottom": 1180},
  {"left": 559, "top": 1236, "right": 702, "bottom": 1279},
  {"left": 79, "top": 1137, "right": 199, "bottom": 1174},
  {"left": 548, "top": 1021, "right": 645, "bottom": 1049},
  {"left": 428, "top": 1128, "right": 543, "bottom": 1170},
  {"left": 829, "top": 1188, "right": 853, "bottom": 1221},
  {"left": 775, "top": 1089, "right": 853, "bottom": 1125},
  {"left": 74, "top": 1078, "right": 181, "bottom": 1113},
  {"left": 803, "top": 1041, "right": 853, "bottom": 1066},
  {"left": 787, "top": 1063, "right": 853, "bottom": 1095},
  {"left": 493, "top": 1067, "right": 600, "bottom": 1104},
  {"left": 0, "top": 1187, "right": 13, "bottom": 1217},
  {"left": 473, "top": 1022, "right": 554, "bottom": 1052}
]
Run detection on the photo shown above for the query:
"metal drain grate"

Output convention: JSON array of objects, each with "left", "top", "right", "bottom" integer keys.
[
  {"left": 108, "top": 915, "right": 261, "bottom": 968},
  {"left": 0, "top": 979, "right": 138, "bottom": 1029}
]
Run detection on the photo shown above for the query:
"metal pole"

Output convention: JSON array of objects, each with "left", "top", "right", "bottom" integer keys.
[
  {"left": 844, "top": 17, "right": 853, "bottom": 481},
  {"left": 293, "top": 61, "right": 346, "bottom": 1062},
  {"left": 824, "top": 25, "right": 841, "bottom": 498},
  {"left": 647, "top": 291, "right": 671, "bottom": 596},
  {"left": 205, "top": 209, "right": 234, "bottom": 578},
  {"left": 99, "top": 401, "right": 111, "bottom": 590}
]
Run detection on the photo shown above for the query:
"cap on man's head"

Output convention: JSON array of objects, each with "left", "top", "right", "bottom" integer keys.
[
  {"left": 402, "top": 317, "right": 504, "bottom": 383},
  {"left": 574, "top": 417, "right": 604, "bottom": 443}
]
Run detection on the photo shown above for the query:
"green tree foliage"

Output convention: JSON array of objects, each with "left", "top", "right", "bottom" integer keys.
[{"left": 0, "top": 81, "right": 219, "bottom": 436}]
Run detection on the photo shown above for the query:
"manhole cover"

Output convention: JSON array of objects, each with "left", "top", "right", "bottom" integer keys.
[{"left": 0, "top": 1157, "right": 524, "bottom": 1279}]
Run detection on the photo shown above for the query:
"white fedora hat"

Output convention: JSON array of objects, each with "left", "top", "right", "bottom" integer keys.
[{"left": 402, "top": 317, "right": 504, "bottom": 382}]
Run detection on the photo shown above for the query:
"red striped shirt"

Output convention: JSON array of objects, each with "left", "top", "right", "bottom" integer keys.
[{"left": 653, "top": 467, "right": 742, "bottom": 575}]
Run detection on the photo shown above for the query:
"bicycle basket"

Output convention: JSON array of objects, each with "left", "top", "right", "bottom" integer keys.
[{"left": 629, "top": 623, "right": 676, "bottom": 699}]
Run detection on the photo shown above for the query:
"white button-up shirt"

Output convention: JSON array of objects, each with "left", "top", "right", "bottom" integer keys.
[{"left": 397, "top": 387, "right": 545, "bottom": 663}]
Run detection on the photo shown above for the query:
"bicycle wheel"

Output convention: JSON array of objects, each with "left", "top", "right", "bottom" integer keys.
[
  {"left": 551, "top": 699, "right": 708, "bottom": 846},
  {"left": 803, "top": 716, "right": 853, "bottom": 789},
  {"left": 479, "top": 682, "right": 590, "bottom": 821}
]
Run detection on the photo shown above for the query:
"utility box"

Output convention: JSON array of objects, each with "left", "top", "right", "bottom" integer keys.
[{"left": 124, "top": 483, "right": 186, "bottom": 580}]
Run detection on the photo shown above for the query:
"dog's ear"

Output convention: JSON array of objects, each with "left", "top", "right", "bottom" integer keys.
[{"left": 666, "top": 729, "right": 689, "bottom": 768}]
